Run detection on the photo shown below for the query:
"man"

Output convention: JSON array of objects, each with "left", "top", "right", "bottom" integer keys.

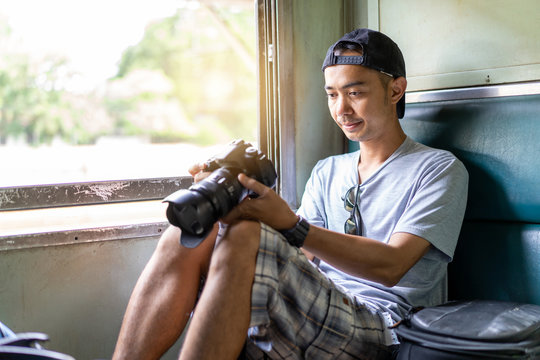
[{"left": 113, "top": 28, "right": 468, "bottom": 359}]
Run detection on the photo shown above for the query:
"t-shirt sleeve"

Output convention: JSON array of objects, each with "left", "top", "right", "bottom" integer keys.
[
  {"left": 393, "top": 156, "right": 469, "bottom": 261},
  {"left": 296, "top": 161, "right": 327, "bottom": 229}
]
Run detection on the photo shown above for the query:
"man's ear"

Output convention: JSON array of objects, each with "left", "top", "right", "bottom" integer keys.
[{"left": 391, "top": 77, "right": 407, "bottom": 105}]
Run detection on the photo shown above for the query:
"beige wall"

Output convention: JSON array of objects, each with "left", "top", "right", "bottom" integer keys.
[
  {"left": 0, "top": 236, "right": 183, "bottom": 359},
  {"left": 379, "top": 0, "right": 540, "bottom": 90},
  {"left": 291, "top": 0, "right": 349, "bottom": 206}
]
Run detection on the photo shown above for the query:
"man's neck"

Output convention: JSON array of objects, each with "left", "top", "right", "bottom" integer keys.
[{"left": 357, "top": 130, "right": 406, "bottom": 183}]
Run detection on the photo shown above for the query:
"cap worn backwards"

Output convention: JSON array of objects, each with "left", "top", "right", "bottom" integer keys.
[{"left": 322, "top": 28, "right": 406, "bottom": 118}]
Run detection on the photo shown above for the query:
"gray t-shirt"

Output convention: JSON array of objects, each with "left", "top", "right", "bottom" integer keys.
[{"left": 297, "top": 137, "right": 468, "bottom": 320}]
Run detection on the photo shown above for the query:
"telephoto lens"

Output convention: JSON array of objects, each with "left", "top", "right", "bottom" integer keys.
[{"left": 164, "top": 140, "right": 277, "bottom": 248}]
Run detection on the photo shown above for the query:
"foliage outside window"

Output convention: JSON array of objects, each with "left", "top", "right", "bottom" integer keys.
[{"left": 0, "top": 0, "right": 256, "bottom": 187}]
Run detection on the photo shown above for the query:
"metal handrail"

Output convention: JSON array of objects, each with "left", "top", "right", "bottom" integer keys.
[{"left": 407, "top": 81, "right": 540, "bottom": 104}]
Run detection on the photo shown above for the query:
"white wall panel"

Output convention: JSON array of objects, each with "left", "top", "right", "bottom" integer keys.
[{"left": 378, "top": 0, "right": 540, "bottom": 90}]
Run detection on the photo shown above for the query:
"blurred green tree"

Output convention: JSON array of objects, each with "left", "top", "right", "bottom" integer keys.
[
  {"left": 0, "top": 2, "right": 256, "bottom": 146},
  {"left": 0, "top": 52, "right": 67, "bottom": 145},
  {"left": 112, "top": 3, "right": 257, "bottom": 144}
]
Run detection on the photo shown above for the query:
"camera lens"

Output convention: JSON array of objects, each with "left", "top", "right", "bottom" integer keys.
[
  {"left": 166, "top": 190, "right": 215, "bottom": 237},
  {"left": 163, "top": 140, "right": 277, "bottom": 248},
  {"left": 164, "top": 167, "right": 245, "bottom": 247}
]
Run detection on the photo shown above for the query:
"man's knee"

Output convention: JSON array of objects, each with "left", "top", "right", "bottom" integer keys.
[
  {"left": 220, "top": 221, "right": 261, "bottom": 250},
  {"left": 211, "top": 221, "right": 261, "bottom": 270},
  {"left": 152, "top": 225, "right": 217, "bottom": 274},
  {"left": 156, "top": 225, "right": 182, "bottom": 253}
]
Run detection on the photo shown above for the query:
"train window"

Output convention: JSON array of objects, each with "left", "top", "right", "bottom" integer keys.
[
  {"left": 0, "top": 0, "right": 257, "bottom": 187},
  {"left": 0, "top": 0, "right": 257, "bottom": 242}
]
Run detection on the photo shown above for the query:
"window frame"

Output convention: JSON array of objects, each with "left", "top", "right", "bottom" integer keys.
[
  {"left": 0, "top": 177, "right": 192, "bottom": 250},
  {"left": 256, "top": 0, "right": 296, "bottom": 208},
  {"left": 0, "top": 1, "right": 261, "bottom": 251}
]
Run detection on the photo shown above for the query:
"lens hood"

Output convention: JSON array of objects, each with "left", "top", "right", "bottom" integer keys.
[{"left": 164, "top": 189, "right": 216, "bottom": 248}]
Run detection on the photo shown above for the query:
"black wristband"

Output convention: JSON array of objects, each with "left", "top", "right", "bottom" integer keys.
[{"left": 279, "top": 216, "right": 310, "bottom": 248}]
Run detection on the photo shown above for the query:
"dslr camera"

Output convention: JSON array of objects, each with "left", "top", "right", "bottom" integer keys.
[{"left": 164, "top": 139, "right": 277, "bottom": 248}]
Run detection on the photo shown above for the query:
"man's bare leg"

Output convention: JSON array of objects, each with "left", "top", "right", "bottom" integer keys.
[
  {"left": 179, "top": 221, "right": 260, "bottom": 360},
  {"left": 113, "top": 225, "right": 218, "bottom": 360}
]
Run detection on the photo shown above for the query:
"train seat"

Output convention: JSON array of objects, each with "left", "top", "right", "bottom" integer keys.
[{"left": 400, "top": 92, "right": 540, "bottom": 305}]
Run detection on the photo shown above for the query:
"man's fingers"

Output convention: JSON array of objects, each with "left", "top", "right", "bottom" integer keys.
[
  {"left": 188, "top": 162, "right": 212, "bottom": 183},
  {"left": 238, "top": 173, "right": 268, "bottom": 196},
  {"left": 188, "top": 162, "right": 207, "bottom": 176},
  {"left": 221, "top": 197, "right": 252, "bottom": 224}
]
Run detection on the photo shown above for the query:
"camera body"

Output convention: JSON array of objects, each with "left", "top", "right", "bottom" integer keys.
[{"left": 164, "top": 139, "right": 277, "bottom": 248}]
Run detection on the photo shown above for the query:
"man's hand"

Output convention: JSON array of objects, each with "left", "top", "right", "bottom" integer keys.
[
  {"left": 188, "top": 162, "right": 212, "bottom": 183},
  {"left": 221, "top": 173, "right": 298, "bottom": 230}
]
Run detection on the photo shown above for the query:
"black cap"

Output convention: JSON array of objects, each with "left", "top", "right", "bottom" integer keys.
[{"left": 322, "top": 28, "right": 406, "bottom": 118}]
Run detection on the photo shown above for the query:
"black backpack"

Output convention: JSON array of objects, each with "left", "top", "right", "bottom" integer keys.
[{"left": 394, "top": 300, "right": 540, "bottom": 359}]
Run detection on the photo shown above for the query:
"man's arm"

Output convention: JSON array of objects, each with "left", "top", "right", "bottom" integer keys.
[
  {"left": 303, "top": 226, "right": 430, "bottom": 287},
  {"left": 223, "top": 174, "right": 430, "bottom": 287}
]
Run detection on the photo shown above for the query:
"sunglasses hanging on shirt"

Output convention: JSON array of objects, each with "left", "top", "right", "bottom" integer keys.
[{"left": 343, "top": 185, "right": 362, "bottom": 236}]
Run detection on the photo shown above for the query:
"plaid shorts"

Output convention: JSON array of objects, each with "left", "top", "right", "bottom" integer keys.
[{"left": 244, "top": 223, "right": 397, "bottom": 359}]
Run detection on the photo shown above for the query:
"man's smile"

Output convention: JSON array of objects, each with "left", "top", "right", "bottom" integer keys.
[{"left": 339, "top": 119, "right": 364, "bottom": 131}]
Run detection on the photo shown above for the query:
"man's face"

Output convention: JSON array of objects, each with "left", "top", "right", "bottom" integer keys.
[{"left": 324, "top": 63, "right": 395, "bottom": 143}]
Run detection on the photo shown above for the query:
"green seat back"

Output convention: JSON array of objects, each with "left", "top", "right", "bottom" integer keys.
[{"left": 399, "top": 94, "right": 540, "bottom": 304}]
